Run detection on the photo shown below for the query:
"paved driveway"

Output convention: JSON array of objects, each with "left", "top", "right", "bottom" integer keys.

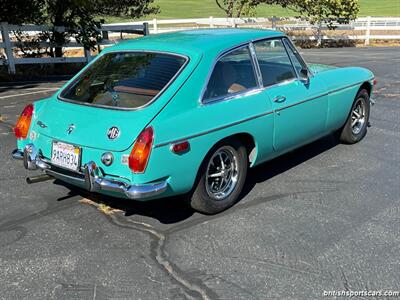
[{"left": 0, "top": 47, "right": 399, "bottom": 299}]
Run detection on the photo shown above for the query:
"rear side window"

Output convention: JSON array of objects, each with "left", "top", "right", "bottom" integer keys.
[
  {"left": 202, "top": 46, "right": 257, "bottom": 102},
  {"left": 253, "top": 39, "right": 296, "bottom": 87},
  {"left": 60, "top": 52, "right": 187, "bottom": 109}
]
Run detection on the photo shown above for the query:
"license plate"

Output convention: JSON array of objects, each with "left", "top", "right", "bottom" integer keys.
[{"left": 51, "top": 141, "right": 81, "bottom": 172}]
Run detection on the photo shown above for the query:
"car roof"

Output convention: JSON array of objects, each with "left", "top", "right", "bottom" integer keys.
[{"left": 105, "top": 28, "right": 285, "bottom": 58}]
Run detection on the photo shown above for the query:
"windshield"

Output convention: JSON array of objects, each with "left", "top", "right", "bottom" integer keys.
[{"left": 59, "top": 52, "right": 187, "bottom": 109}]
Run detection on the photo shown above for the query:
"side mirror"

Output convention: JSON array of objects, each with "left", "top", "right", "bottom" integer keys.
[{"left": 299, "top": 68, "right": 310, "bottom": 85}]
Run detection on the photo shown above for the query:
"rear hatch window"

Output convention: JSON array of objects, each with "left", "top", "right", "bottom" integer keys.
[{"left": 59, "top": 52, "right": 187, "bottom": 109}]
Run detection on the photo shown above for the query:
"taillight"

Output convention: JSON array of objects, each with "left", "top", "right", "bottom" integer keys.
[
  {"left": 14, "top": 104, "right": 34, "bottom": 139},
  {"left": 129, "top": 127, "right": 154, "bottom": 173}
]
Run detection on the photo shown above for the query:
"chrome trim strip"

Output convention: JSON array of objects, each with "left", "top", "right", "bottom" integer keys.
[
  {"left": 154, "top": 110, "right": 274, "bottom": 148},
  {"left": 328, "top": 81, "right": 366, "bottom": 95},
  {"left": 275, "top": 92, "right": 330, "bottom": 111},
  {"left": 57, "top": 50, "right": 190, "bottom": 111},
  {"left": 156, "top": 79, "right": 370, "bottom": 148},
  {"left": 275, "top": 80, "right": 367, "bottom": 111}
]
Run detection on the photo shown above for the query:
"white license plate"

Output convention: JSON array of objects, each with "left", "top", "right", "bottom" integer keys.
[{"left": 51, "top": 141, "right": 81, "bottom": 172}]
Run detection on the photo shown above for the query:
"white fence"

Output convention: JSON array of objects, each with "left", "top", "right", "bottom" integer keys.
[
  {"left": 0, "top": 22, "right": 149, "bottom": 74},
  {"left": 1, "top": 17, "right": 399, "bottom": 74}
]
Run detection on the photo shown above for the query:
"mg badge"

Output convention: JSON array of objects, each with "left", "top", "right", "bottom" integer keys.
[
  {"left": 66, "top": 124, "right": 75, "bottom": 134},
  {"left": 107, "top": 126, "right": 120, "bottom": 140}
]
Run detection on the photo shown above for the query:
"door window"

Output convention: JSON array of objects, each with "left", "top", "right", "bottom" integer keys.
[
  {"left": 253, "top": 39, "right": 296, "bottom": 87},
  {"left": 202, "top": 46, "right": 258, "bottom": 102}
]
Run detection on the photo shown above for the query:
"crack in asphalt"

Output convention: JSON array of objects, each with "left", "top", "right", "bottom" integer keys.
[
  {"left": 80, "top": 198, "right": 218, "bottom": 300},
  {"left": 78, "top": 191, "right": 333, "bottom": 299}
]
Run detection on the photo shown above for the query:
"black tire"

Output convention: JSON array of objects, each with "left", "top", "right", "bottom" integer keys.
[
  {"left": 338, "top": 89, "right": 370, "bottom": 144},
  {"left": 189, "top": 139, "right": 248, "bottom": 214}
]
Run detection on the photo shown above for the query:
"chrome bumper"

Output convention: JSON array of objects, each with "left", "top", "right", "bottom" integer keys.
[
  {"left": 11, "top": 144, "right": 167, "bottom": 200},
  {"left": 370, "top": 97, "right": 376, "bottom": 106}
]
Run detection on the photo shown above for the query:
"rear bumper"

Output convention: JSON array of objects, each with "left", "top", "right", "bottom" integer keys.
[{"left": 11, "top": 144, "right": 167, "bottom": 200}]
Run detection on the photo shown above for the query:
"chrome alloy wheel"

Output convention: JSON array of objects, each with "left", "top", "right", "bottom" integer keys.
[
  {"left": 205, "top": 146, "right": 239, "bottom": 200},
  {"left": 351, "top": 98, "right": 366, "bottom": 135}
]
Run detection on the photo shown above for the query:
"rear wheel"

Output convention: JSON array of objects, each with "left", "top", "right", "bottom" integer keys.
[
  {"left": 338, "top": 89, "right": 370, "bottom": 144},
  {"left": 189, "top": 140, "right": 247, "bottom": 214}
]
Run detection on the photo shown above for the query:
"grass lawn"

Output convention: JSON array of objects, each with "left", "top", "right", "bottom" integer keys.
[{"left": 104, "top": 0, "right": 400, "bottom": 23}]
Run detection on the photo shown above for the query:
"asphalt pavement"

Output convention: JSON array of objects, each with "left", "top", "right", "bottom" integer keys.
[{"left": 0, "top": 47, "right": 399, "bottom": 299}]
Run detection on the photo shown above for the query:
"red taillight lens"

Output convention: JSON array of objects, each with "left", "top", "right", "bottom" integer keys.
[
  {"left": 128, "top": 127, "right": 154, "bottom": 173},
  {"left": 14, "top": 104, "right": 34, "bottom": 139}
]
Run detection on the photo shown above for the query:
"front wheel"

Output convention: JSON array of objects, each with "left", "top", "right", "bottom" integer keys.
[
  {"left": 338, "top": 89, "right": 370, "bottom": 144},
  {"left": 189, "top": 140, "right": 248, "bottom": 214}
]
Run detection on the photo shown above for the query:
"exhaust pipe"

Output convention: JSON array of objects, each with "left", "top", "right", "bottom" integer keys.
[{"left": 26, "top": 174, "right": 53, "bottom": 184}]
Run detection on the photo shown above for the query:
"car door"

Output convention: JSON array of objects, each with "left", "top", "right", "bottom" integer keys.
[{"left": 252, "top": 38, "right": 329, "bottom": 153}]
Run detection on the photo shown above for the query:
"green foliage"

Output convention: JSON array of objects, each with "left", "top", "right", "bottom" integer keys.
[
  {"left": 215, "top": 0, "right": 261, "bottom": 17},
  {"left": 0, "top": 0, "right": 158, "bottom": 57},
  {"left": 285, "top": 0, "right": 360, "bottom": 26},
  {"left": 215, "top": 0, "right": 359, "bottom": 26},
  {"left": 0, "top": 0, "right": 44, "bottom": 24}
]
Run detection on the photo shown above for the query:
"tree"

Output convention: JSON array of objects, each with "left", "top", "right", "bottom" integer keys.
[
  {"left": 215, "top": 0, "right": 359, "bottom": 24},
  {"left": 0, "top": 0, "right": 43, "bottom": 24},
  {"left": 215, "top": 0, "right": 263, "bottom": 17},
  {"left": 0, "top": 0, "right": 159, "bottom": 57},
  {"left": 282, "top": 0, "right": 359, "bottom": 45},
  {"left": 283, "top": 0, "right": 359, "bottom": 27}
]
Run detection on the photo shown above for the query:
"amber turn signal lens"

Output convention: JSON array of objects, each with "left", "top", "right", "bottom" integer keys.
[
  {"left": 128, "top": 127, "right": 154, "bottom": 173},
  {"left": 14, "top": 104, "right": 34, "bottom": 139}
]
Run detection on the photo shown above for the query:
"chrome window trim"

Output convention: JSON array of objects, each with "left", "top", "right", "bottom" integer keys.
[
  {"left": 202, "top": 86, "right": 263, "bottom": 106},
  {"left": 200, "top": 44, "right": 260, "bottom": 104},
  {"left": 198, "top": 34, "right": 315, "bottom": 106},
  {"left": 252, "top": 37, "right": 299, "bottom": 87},
  {"left": 57, "top": 50, "right": 190, "bottom": 111},
  {"left": 282, "top": 38, "right": 301, "bottom": 79},
  {"left": 283, "top": 37, "right": 314, "bottom": 77},
  {"left": 249, "top": 42, "right": 263, "bottom": 87}
]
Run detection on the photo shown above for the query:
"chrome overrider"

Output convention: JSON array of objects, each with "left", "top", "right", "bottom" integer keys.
[{"left": 11, "top": 143, "right": 168, "bottom": 199}]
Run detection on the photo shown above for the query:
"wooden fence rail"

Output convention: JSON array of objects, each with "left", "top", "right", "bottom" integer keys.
[
  {"left": 1, "top": 17, "right": 399, "bottom": 74},
  {"left": 0, "top": 22, "right": 149, "bottom": 74}
]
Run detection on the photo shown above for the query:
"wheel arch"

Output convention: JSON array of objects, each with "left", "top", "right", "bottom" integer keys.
[
  {"left": 359, "top": 81, "right": 372, "bottom": 96},
  {"left": 192, "top": 132, "right": 256, "bottom": 189},
  {"left": 213, "top": 132, "right": 256, "bottom": 165}
]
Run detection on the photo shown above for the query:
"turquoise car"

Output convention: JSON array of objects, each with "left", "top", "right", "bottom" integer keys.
[{"left": 12, "top": 29, "right": 375, "bottom": 214}]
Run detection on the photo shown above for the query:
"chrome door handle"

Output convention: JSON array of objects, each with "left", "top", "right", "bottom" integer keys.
[{"left": 273, "top": 96, "right": 286, "bottom": 103}]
